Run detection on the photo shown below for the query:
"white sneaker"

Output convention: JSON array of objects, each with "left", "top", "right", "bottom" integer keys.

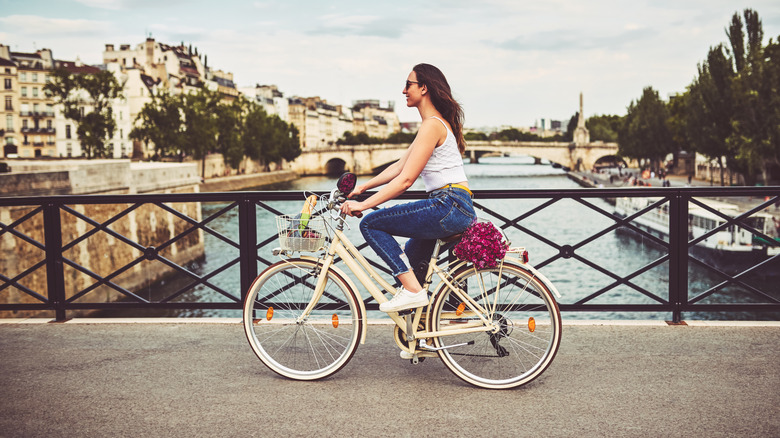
[
  {"left": 379, "top": 288, "right": 429, "bottom": 313},
  {"left": 399, "top": 350, "right": 414, "bottom": 360}
]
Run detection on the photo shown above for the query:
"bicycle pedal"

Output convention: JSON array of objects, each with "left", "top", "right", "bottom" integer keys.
[{"left": 396, "top": 309, "right": 416, "bottom": 317}]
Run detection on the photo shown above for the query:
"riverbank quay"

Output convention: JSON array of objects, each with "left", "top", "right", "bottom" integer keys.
[
  {"left": 0, "top": 319, "right": 777, "bottom": 437},
  {"left": 199, "top": 169, "right": 298, "bottom": 192},
  {"left": 568, "top": 170, "right": 712, "bottom": 189}
]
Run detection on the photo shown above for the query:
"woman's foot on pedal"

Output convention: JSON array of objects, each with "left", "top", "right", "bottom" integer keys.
[{"left": 379, "top": 288, "right": 428, "bottom": 312}]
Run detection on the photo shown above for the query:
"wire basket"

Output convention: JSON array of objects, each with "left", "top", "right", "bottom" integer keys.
[{"left": 276, "top": 215, "right": 327, "bottom": 252}]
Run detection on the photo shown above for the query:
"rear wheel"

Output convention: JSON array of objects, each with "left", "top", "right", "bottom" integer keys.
[
  {"left": 429, "top": 261, "right": 561, "bottom": 389},
  {"left": 243, "top": 258, "right": 362, "bottom": 380}
]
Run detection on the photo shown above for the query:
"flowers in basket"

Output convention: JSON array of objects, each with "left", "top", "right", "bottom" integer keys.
[{"left": 453, "top": 221, "right": 508, "bottom": 269}]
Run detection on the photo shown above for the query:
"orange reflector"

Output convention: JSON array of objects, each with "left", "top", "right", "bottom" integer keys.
[
  {"left": 456, "top": 302, "right": 466, "bottom": 316},
  {"left": 332, "top": 314, "right": 339, "bottom": 328},
  {"left": 528, "top": 317, "right": 536, "bottom": 332},
  {"left": 266, "top": 307, "right": 274, "bottom": 321}
]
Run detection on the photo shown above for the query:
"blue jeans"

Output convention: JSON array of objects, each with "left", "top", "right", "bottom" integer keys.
[{"left": 359, "top": 187, "right": 476, "bottom": 283}]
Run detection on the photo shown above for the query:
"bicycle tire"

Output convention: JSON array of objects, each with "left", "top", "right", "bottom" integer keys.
[
  {"left": 429, "top": 260, "right": 562, "bottom": 389},
  {"left": 243, "top": 258, "right": 363, "bottom": 380}
]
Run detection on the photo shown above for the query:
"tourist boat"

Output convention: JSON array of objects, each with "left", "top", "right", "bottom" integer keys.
[{"left": 614, "top": 196, "right": 780, "bottom": 272}]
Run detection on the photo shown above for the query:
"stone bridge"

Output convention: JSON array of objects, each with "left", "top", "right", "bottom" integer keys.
[{"left": 291, "top": 140, "right": 621, "bottom": 176}]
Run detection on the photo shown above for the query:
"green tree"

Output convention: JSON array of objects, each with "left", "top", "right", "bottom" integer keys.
[
  {"left": 45, "top": 68, "right": 124, "bottom": 158},
  {"left": 180, "top": 88, "right": 220, "bottom": 177},
  {"left": 563, "top": 113, "right": 578, "bottom": 142},
  {"left": 618, "top": 87, "right": 675, "bottom": 169},
  {"left": 726, "top": 9, "right": 778, "bottom": 184},
  {"left": 586, "top": 114, "right": 621, "bottom": 142},
  {"left": 685, "top": 44, "right": 735, "bottom": 185},
  {"left": 465, "top": 131, "right": 488, "bottom": 141},
  {"left": 242, "top": 104, "right": 269, "bottom": 162},
  {"left": 129, "top": 91, "right": 184, "bottom": 159},
  {"left": 242, "top": 105, "right": 300, "bottom": 169},
  {"left": 215, "top": 97, "right": 247, "bottom": 169}
]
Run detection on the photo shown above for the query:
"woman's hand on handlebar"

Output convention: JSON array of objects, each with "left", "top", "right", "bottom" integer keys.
[
  {"left": 340, "top": 200, "right": 365, "bottom": 218},
  {"left": 348, "top": 184, "right": 368, "bottom": 199}
]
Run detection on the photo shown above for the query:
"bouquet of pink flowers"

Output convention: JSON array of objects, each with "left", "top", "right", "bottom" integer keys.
[{"left": 453, "top": 221, "right": 507, "bottom": 269}]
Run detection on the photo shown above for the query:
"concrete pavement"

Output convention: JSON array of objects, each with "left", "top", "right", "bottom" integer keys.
[{"left": 0, "top": 319, "right": 778, "bottom": 437}]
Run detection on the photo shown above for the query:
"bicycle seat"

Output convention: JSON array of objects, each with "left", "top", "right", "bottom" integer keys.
[{"left": 439, "top": 233, "right": 463, "bottom": 244}]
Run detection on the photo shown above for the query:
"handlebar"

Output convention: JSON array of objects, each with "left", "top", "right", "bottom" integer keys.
[{"left": 326, "top": 188, "right": 363, "bottom": 218}]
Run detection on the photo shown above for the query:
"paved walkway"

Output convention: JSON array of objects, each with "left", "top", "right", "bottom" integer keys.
[{"left": 1, "top": 319, "right": 778, "bottom": 437}]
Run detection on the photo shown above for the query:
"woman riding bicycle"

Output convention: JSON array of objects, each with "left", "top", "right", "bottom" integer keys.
[{"left": 340, "top": 63, "right": 476, "bottom": 313}]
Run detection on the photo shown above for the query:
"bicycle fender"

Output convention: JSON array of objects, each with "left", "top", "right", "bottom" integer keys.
[
  {"left": 445, "top": 257, "right": 562, "bottom": 300},
  {"left": 506, "top": 257, "right": 562, "bottom": 300},
  {"left": 299, "top": 256, "right": 368, "bottom": 344}
]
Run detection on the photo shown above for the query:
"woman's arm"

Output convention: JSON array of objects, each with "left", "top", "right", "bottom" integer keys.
[
  {"left": 348, "top": 146, "right": 413, "bottom": 197},
  {"left": 342, "top": 119, "right": 443, "bottom": 215}
]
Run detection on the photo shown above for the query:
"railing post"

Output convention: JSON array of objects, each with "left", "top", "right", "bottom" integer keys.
[
  {"left": 43, "top": 202, "right": 66, "bottom": 321},
  {"left": 667, "top": 192, "right": 689, "bottom": 323},
  {"left": 238, "top": 197, "right": 258, "bottom": 302}
]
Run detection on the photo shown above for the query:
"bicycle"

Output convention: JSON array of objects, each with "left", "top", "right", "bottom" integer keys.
[{"left": 242, "top": 173, "right": 562, "bottom": 389}]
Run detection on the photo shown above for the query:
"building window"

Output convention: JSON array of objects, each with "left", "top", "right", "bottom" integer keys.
[
  {"left": 66, "top": 125, "right": 71, "bottom": 139},
  {"left": 32, "top": 87, "right": 38, "bottom": 97},
  {"left": 19, "top": 72, "right": 26, "bottom": 81},
  {"left": 47, "top": 120, "right": 52, "bottom": 129},
  {"left": 4, "top": 96, "right": 11, "bottom": 110},
  {"left": 3, "top": 78, "right": 10, "bottom": 89},
  {"left": 33, "top": 103, "right": 40, "bottom": 113},
  {"left": 22, "top": 119, "right": 28, "bottom": 129},
  {"left": 5, "top": 115, "right": 12, "bottom": 130},
  {"left": 21, "top": 87, "right": 27, "bottom": 97},
  {"left": 32, "top": 73, "right": 38, "bottom": 82}
]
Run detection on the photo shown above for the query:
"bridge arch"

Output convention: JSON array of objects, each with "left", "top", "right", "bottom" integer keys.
[
  {"left": 593, "top": 155, "right": 628, "bottom": 169},
  {"left": 325, "top": 158, "right": 347, "bottom": 176},
  {"left": 292, "top": 141, "right": 623, "bottom": 175}
]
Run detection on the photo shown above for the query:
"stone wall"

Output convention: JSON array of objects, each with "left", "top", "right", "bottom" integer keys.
[
  {"left": 199, "top": 154, "right": 286, "bottom": 179},
  {"left": 0, "top": 160, "right": 204, "bottom": 317}
]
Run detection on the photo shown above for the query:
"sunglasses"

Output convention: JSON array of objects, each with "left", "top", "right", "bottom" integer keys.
[{"left": 405, "top": 80, "right": 420, "bottom": 90}]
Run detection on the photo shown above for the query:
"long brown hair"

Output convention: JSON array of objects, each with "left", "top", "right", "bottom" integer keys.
[{"left": 413, "top": 63, "right": 466, "bottom": 154}]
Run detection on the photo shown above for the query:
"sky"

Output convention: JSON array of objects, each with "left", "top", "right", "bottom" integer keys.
[{"left": 1, "top": 0, "right": 779, "bottom": 129}]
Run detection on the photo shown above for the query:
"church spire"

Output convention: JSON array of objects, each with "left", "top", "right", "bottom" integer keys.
[{"left": 573, "top": 92, "right": 590, "bottom": 145}]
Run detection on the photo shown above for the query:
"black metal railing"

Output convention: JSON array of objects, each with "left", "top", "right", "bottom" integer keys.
[{"left": 1, "top": 187, "right": 778, "bottom": 322}]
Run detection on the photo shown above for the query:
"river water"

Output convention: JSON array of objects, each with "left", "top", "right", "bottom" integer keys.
[{"left": 109, "top": 156, "right": 778, "bottom": 320}]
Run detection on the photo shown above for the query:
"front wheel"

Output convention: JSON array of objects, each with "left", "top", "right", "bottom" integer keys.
[
  {"left": 429, "top": 260, "right": 562, "bottom": 389},
  {"left": 242, "top": 258, "right": 363, "bottom": 380}
]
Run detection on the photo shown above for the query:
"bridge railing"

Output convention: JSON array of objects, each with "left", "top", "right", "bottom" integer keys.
[{"left": 1, "top": 187, "right": 778, "bottom": 322}]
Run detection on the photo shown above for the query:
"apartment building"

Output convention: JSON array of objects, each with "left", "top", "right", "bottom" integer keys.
[
  {"left": 351, "top": 100, "right": 400, "bottom": 139},
  {"left": 103, "top": 38, "right": 239, "bottom": 157},
  {"left": 240, "top": 84, "right": 289, "bottom": 122},
  {"left": 1, "top": 54, "right": 17, "bottom": 158},
  {"left": 6, "top": 48, "right": 57, "bottom": 158},
  {"left": 286, "top": 96, "right": 354, "bottom": 149}
]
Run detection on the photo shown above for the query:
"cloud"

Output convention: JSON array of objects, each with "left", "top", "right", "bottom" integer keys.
[
  {"left": 495, "top": 26, "right": 655, "bottom": 53},
  {"left": 73, "top": 0, "right": 186, "bottom": 10},
  {"left": 0, "top": 15, "right": 111, "bottom": 36},
  {"left": 308, "top": 14, "right": 406, "bottom": 38},
  {"left": 73, "top": 0, "right": 124, "bottom": 9},
  {"left": 147, "top": 23, "right": 210, "bottom": 45}
]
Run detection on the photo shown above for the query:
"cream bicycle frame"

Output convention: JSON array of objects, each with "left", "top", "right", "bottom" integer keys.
[{"left": 293, "top": 222, "right": 504, "bottom": 345}]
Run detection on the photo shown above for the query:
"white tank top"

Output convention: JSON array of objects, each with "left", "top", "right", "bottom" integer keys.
[{"left": 420, "top": 116, "right": 468, "bottom": 192}]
